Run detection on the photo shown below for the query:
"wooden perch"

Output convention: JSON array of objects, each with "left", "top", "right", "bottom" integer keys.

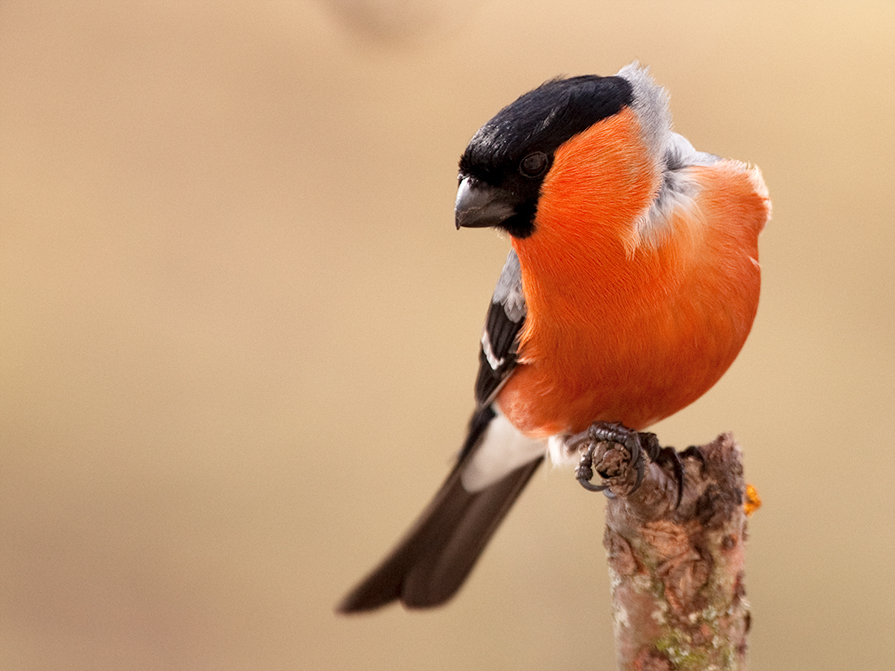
[{"left": 587, "top": 433, "right": 754, "bottom": 670}]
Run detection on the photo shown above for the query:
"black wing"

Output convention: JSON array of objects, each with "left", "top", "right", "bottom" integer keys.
[
  {"left": 474, "top": 249, "right": 527, "bottom": 409},
  {"left": 337, "top": 250, "right": 539, "bottom": 612}
]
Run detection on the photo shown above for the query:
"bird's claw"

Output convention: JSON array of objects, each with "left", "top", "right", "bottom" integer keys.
[
  {"left": 655, "top": 445, "right": 686, "bottom": 508},
  {"left": 575, "top": 438, "right": 609, "bottom": 492},
  {"left": 568, "top": 428, "right": 608, "bottom": 491},
  {"left": 573, "top": 422, "right": 687, "bottom": 507}
]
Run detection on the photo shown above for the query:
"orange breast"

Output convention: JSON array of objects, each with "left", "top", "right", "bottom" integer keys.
[{"left": 496, "top": 116, "right": 769, "bottom": 437}]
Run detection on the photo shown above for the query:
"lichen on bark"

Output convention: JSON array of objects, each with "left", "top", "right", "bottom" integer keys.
[{"left": 591, "top": 433, "right": 752, "bottom": 670}]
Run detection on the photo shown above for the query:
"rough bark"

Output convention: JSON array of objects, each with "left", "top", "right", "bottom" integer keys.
[{"left": 589, "top": 433, "right": 754, "bottom": 670}]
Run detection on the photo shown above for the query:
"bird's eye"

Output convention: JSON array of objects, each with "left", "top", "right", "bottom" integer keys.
[{"left": 519, "top": 152, "right": 548, "bottom": 178}]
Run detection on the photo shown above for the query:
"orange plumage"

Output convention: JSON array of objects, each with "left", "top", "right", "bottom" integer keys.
[{"left": 501, "top": 107, "right": 769, "bottom": 436}]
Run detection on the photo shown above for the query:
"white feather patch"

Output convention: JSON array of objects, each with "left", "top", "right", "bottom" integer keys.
[
  {"left": 616, "top": 63, "right": 723, "bottom": 248},
  {"left": 481, "top": 331, "right": 504, "bottom": 370},
  {"left": 547, "top": 434, "right": 582, "bottom": 468},
  {"left": 460, "top": 409, "right": 547, "bottom": 492}
]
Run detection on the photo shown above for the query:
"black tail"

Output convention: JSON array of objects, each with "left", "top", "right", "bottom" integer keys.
[{"left": 337, "top": 408, "right": 543, "bottom": 612}]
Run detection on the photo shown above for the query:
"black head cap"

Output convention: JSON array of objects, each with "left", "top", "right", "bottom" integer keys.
[{"left": 457, "top": 75, "right": 633, "bottom": 238}]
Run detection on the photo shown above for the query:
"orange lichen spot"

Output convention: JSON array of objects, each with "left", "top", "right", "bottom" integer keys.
[{"left": 744, "top": 483, "right": 762, "bottom": 516}]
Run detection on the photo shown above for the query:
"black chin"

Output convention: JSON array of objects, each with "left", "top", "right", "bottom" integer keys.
[{"left": 498, "top": 205, "right": 536, "bottom": 239}]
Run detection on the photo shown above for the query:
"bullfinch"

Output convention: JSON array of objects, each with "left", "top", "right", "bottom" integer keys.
[{"left": 338, "top": 63, "right": 769, "bottom": 612}]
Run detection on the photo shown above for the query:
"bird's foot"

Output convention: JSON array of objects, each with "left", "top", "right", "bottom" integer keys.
[{"left": 571, "top": 422, "right": 687, "bottom": 507}]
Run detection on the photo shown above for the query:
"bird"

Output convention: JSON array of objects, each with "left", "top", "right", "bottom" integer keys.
[{"left": 338, "top": 63, "right": 770, "bottom": 613}]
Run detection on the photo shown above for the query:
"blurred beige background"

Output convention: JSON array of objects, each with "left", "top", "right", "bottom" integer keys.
[{"left": 1, "top": 1, "right": 893, "bottom": 669}]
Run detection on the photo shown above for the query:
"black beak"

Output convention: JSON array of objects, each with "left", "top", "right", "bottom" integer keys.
[{"left": 454, "top": 177, "right": 516, "bottom": 230}]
